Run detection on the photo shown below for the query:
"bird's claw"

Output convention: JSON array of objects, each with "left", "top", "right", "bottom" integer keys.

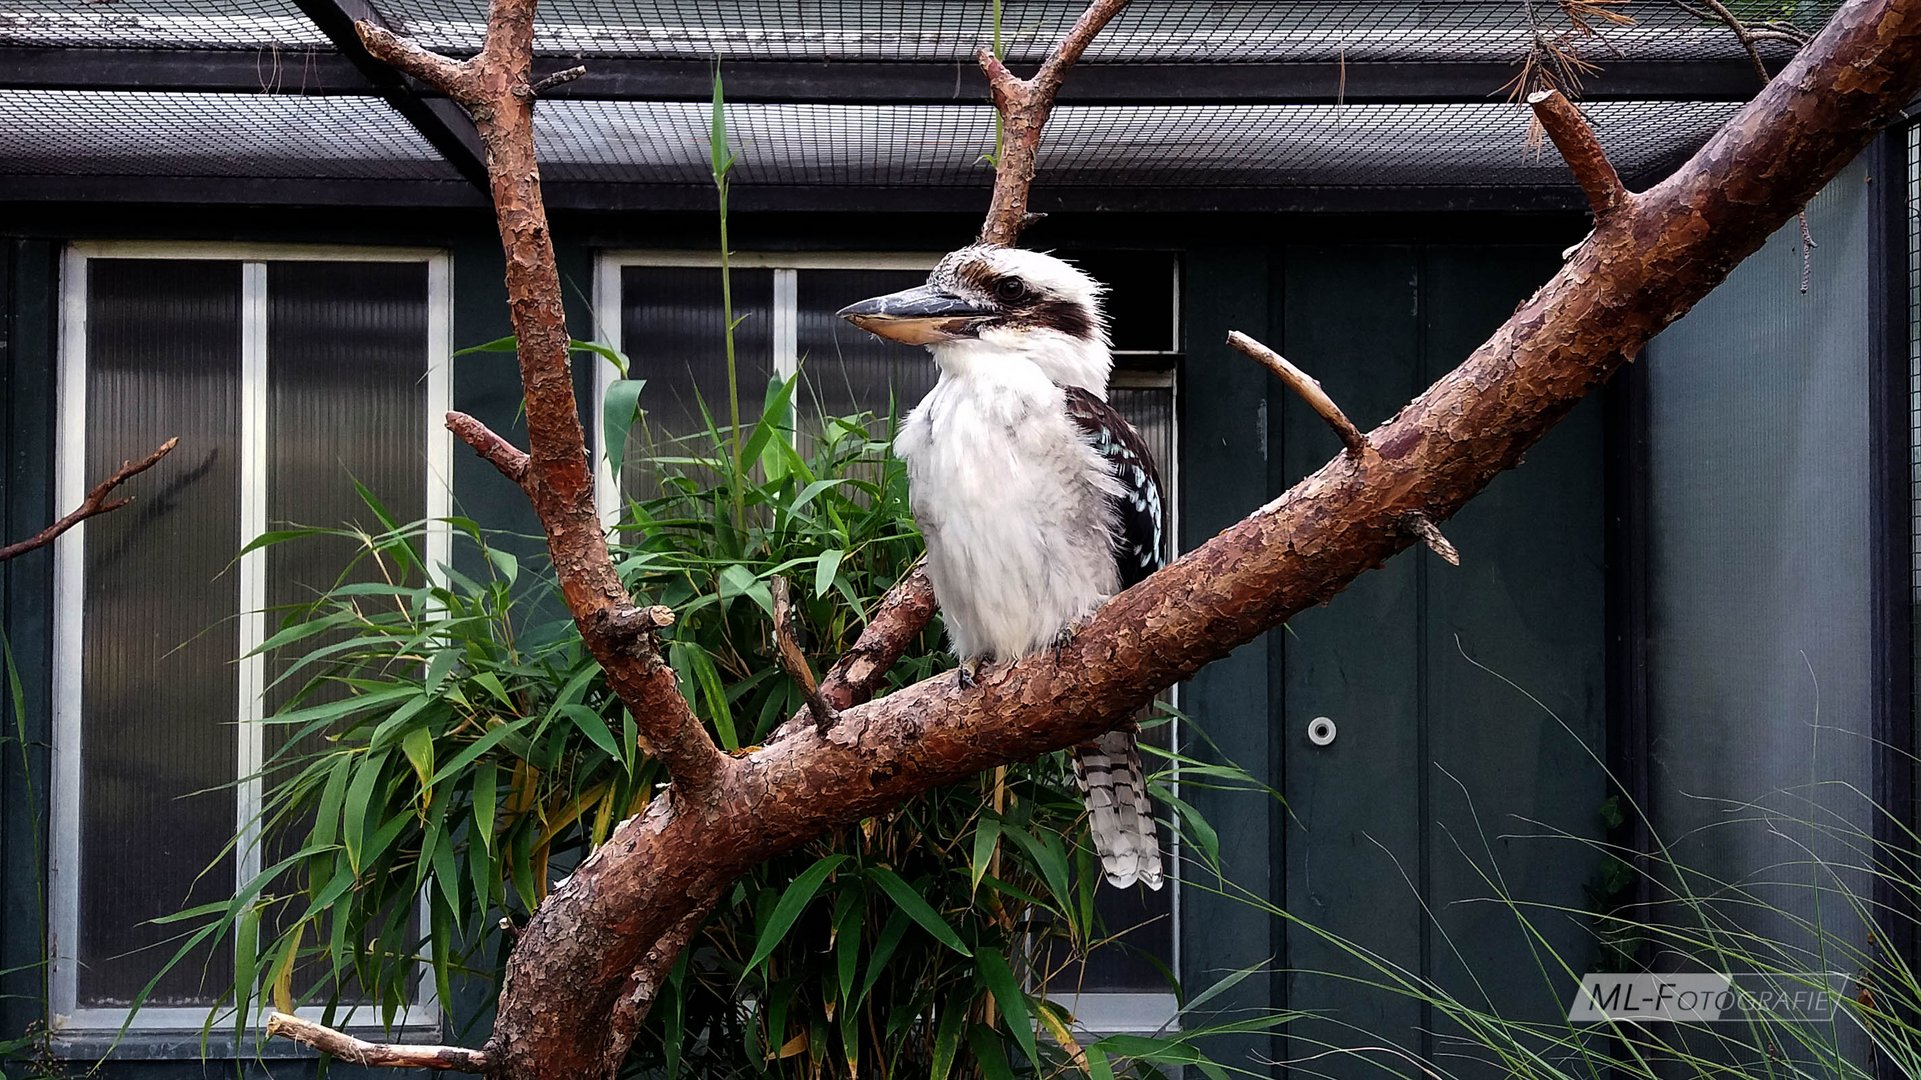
[
  {"left": 957, "top": 658, "right": 981, "bottom": 690},
  {"left": 1052, "top": 625, "right": 1077, "bottom": 662}
]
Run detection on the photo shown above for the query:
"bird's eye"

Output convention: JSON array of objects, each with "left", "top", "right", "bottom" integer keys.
[{"left": 994, "top": 277, "right": 1028, "bottom": 303}]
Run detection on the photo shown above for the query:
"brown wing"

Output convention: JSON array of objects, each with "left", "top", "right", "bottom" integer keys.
[{"left": 1062, "top": 385, "right": 1166, "bottom": 589}]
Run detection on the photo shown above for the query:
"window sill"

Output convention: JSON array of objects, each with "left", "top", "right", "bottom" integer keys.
[{"left": 50, "top": 1021, "right": 447, "bottom": 1062}]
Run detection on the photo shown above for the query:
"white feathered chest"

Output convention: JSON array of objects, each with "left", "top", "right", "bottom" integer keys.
[{"left": 894, "top": 360, "right": 1123, "bottom": 664}]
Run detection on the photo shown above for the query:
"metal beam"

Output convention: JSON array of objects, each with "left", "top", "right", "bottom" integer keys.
[
  {"left": 0, "top": 174, "right": 486, "bottom": 208},
  {"left": 0, "top": 173, "right": 1586, "bottom": 214},
  {"left": 535, "top": 57, "right": 1772, "bottom": 105},
  {"left": 1, "top": 47, "right": 369, "bottom": 94},
  {"left": 2, "top": 47, "right": 1773, "bottom": 105},
  {"left": 287, "top": 0, "right": 490, "bottom": 189}
]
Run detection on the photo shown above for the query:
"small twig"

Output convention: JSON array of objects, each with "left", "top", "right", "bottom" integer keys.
[
  {"left": 1684, "top": 0, "right": 1774, "bottom": 82},
  {"left": 525, "top": 64, "right": 587, "bottom": 97},
  {"left": 1405, "top": 514, "right": 1462, "bottom": 566},
  {"left": 446, "top": 411, "right": 531, "bottom": 486},
  {"left": 768, "top": 563, "right": 939, "bottom": 744},
  {"left": 1225, "top": 331, "right": 1369, "bottom": 457},
  {"left": 0, "top": 437, "right": 178, "bottom": 562},
  {"left": 265, "top": 1012, "right": 488, "bottom": 1073},
  {"left": 771, "top": 576, "right": 836, "bottom": 735},
  {"left": 1526, "top": 89, "right": 1630, "bottom": 218}
]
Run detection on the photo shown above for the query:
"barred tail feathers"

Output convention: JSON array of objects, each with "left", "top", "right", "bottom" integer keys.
[{"left": 1071, "top": 729, "right": 1164, "bottom": 890}]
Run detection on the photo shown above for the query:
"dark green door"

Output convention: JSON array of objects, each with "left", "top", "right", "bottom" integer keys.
[{"left": 1178, "top": 239, "right": 1609, "bottom": 1077}]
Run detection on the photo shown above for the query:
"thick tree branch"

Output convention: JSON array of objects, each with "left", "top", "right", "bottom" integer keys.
[
  {"left": 482, "top": 5, "right": 1921, "bottom": 1077},
  {"left": 1526, "top": 89, "right": 1630, "bottom": 217},
  {"left": 286, "top": 0, "right": 1921, "bottom": 1076},
  {"left": 356, "top": 1, "right": 727, "bottom": 804},
  {"left": 975, "top": 0, "right": 1131, "bottom": 245},
  {"left": 266, "top": 1012, "right": 490, "bottom": 1073},
  {"left": 0, "top": 437, "right": 177, "bottom": 562}
]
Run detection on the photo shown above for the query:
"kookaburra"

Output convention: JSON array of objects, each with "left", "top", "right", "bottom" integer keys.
[{"left": 838, "top": 246, "right": 1165, "bottom": 891}]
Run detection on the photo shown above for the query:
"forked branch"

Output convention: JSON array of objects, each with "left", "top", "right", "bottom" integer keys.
[
  {"left": 0, "top": 437, "right": 178, "bottom": 562},
  {"left": 976, "top": 0, "right": 1132, "bottom": 245},
  {"left": 273, "top": 0, "right": 1921, "bottom": 1077}
]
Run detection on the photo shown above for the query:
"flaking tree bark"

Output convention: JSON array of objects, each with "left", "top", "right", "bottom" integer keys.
[{"left": 263, "top": 0, "right": 1921, "bottom": 1075}]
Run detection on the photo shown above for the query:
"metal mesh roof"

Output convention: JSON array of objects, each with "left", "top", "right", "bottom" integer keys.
[
  {"left": 0, "top": 91, "right": 458, "bottom": 180},
  {"left": 357, "top": 0, "right": 1837, "bottom": 63},
  {"left": 0, "top": 0, "right": 1837, "bottom": 205},
  {"left": 535, "top": 99, "right": 1738, "bottom": 188},
  {"left": 0, "top": 0, "right": 328, "bottom": 49}
]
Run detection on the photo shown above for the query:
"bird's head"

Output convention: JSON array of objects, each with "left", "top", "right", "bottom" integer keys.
[{"left": 836, "top": 246, "right": 1112, "bottom": 394}]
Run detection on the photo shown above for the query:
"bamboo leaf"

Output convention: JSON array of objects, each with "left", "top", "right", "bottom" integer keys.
[
  {"left": 602, "top": 378, "right": 649, "bottom": 479},
  {"left": 867, "top": 867, "right": 970, "bottom": 956},
  {"left": 967, "top": 1025, "right": 1016, "bottom": 1080},
  {"left": 559, "top": 703, "right": 622, "bottom": 762},
  {"left": 814, "top": 548, "right": 845, "bottom": 599},
  {"left": 343, "top": 749, "right": 391, "bottom": 873},
  {"left": 975, "top": 947, "right": 1037, "bottom": 1067},
  {"left": 745, "top": 854, "right": 845, "bottom": 972}
]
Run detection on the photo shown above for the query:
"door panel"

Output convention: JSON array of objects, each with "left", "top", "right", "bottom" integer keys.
[
  {"left": 1279, "top": 244, "right": 1429, "bottom": 1057},
  {"left": 1268, "top": 242, "right": 1606, "bottom": 1077}
]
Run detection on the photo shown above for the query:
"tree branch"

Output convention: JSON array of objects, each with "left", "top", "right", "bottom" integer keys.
[
  {"left": 770, "top": 575, "right": 836, "bottom": 734},
  {"left": 478, "top": 5, "right": 1921, "bottom": 1076},
  {"left": 0, "top": 437, "right": 178, "bottom": 562},
  {"left": 817, "top": 563, "right": 938, "bottom": 711},
  {"left": 975, "top": 0, "right": 1132, "bottom": 245},
  {"left": 1526, "top": 89, "right": 1630, "bottom": 218},
  {"left": 446, "top": 411, "right": 530, "bottom": 486},
  {"left": 286, "top": 0, "right": 1921, "bottom": 1076},
  {"left": 265, "top": 1012, "right": 490, "bottom": 1073},
  {"left": 354, "top": 1, "right": 727, "bottom": 803},
  {"left": 1226, "top": 332, "right": 1370, "bottom": 457}
]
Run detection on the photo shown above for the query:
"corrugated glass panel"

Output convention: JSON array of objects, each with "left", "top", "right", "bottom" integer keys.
[
  {"left": 77, "top": 258, "right": 242, "bottom": 1008},
  {"left": 617, "top": 266, "right": 773, "bottom": 501},
  {"left": 264, "top": 261, "right": 430, "bottom": 998},
  {"left": 795, "top": 268, "right": 935, "bottom": 429}
]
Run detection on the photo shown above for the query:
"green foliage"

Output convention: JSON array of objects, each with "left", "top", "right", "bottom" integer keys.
[{"left": 168, "top": 382, "right": 1252, "bottom": 1078}]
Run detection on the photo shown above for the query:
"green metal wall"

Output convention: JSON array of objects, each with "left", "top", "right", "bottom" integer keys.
[{"left": 1178, "top": 241, "right": 1608, "bottom": 1077}]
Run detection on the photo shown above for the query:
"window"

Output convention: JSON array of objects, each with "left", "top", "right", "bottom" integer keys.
[
  {"left": 50, "top": 244, "right": 451, "bottom": 1036},
  {"left": 592, "top": 249, "right": 1183, "bottom": 1032}
]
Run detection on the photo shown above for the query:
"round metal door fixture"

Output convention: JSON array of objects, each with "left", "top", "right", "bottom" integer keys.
[{"left": 1307, "top": 716, "right": 1337, "bottom": 747}]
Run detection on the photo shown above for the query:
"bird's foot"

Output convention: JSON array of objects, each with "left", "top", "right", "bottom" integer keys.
[
  {"left": 1052, "top": 624, "right": 1077, "bottom": 663},
  {"left": 957, "top": 656, "right": 982, "bottom": 690}
]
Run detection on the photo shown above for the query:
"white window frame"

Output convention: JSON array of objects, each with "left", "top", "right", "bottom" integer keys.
[
  {"left": 50, "top": 242, "right": 454, "bottom": 1038},
  {"left": 590, "top": 249, "right": 1183, "bottom": 1034}
]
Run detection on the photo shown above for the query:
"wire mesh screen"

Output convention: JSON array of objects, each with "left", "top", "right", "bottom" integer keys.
[
  {"left": 0, "top": 91, "right": 461, "bottom": 180},
  {"left": 365, "top": 0, "right": 1839, "bottom": 62},
  {"left": 1909, "top": 122, "right": 1919, "bottom": 781},
  {"left": 0, "top": 0, "right": 327, "bottom": 49},
  {"left": 536, "top": 98, "right": 1739, "bottom": 189}
]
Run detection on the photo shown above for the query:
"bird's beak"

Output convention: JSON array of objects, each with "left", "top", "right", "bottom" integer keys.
[{"left": 836, "top": 285, "right": 994, "bottom": 345}]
